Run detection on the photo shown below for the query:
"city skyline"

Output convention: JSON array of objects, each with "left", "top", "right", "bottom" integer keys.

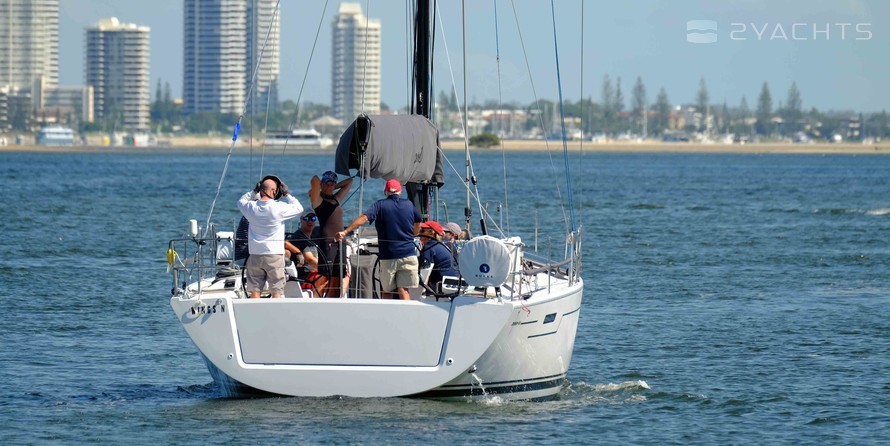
[
  {"left": 86, "top": 17, "right": 150, "bottom": 129},
  {"left": 50, "top": 0, "right": 890, "bottom": 113},
  {"left": 1, "top": 0, "right": 59, "bottom": 89},
  {"left": 331, "top": 2, "right": 380, "bottom": 122}
]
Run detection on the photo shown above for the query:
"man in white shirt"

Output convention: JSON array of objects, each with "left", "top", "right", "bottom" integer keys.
[{"left": 237, "top": 175, "right": 304, "bottom": 298}]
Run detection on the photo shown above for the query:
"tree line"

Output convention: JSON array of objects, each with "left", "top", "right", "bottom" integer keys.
[
  {"left": 436, "top": 76, "right": 889, "bottom": 142},
  {"left": 12, "top": 75, "right": 882, "bottom": 142}
]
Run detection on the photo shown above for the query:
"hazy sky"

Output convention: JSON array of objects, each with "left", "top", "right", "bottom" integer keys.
[{"left": 58, "top": 0, "right": 889, "bottom": 112}]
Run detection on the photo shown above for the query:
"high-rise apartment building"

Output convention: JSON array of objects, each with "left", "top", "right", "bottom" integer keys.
[
  {"left": 183, "top": 0, "right": 247, "bottom": 115},
  {"left": 86, "top": 17, "right": 150, "bottom": 130},
  {"left": 0, "top": 0, "right": 59, "bottom": 89},
  {"left": 246, "top": 0, "right": 279, "bottom": 111},
  {"left": 332, "top": 3, "right": 381, "bottom": 123}
]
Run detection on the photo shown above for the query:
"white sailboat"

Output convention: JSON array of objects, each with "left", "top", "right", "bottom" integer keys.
[{"left": 168, "top": 0, "right": 583, "bottom": 400}]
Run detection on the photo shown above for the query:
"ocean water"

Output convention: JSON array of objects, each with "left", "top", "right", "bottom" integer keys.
[{"left": 1, "top": 149, "right": 888, "bottom": 444}]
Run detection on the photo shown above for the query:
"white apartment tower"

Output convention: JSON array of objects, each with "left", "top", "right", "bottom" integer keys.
[
  {"left": 183, "top": 0, "right": 246, "bottom": 114},
  {"left": 332, "top": 3, "right": 380, "bottom": 123},
  {"left": 246, "top": 0, "right": 279, "bottom": 111},
  {"left": 86, "top": 18, "right": 150, "bottom": 130},
  {"left": 0, "top": 0, "right": 59, "bottom": 89}
]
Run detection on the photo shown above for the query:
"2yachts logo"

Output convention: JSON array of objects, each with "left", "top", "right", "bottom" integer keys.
[
  {"left": 687, "top": 20, "right": 873, "bottom": 43},
  {"left": 687, "top": 20, "right": 718, "bottom": 43}
]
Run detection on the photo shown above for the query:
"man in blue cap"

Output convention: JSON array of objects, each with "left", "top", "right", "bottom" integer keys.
[{"left": 309, "top": 170, "right": 353, "bottom": 297}]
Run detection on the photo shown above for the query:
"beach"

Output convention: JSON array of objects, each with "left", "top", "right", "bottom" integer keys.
[{"left": 2, "top": 135, "right": 889, "bottom": 154}]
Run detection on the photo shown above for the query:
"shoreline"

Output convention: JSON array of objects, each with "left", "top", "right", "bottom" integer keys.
[{"left": 1, "top": 139, "right": 889, "bottom": 155}]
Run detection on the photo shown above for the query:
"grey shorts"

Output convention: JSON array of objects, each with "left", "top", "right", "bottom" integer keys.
[
  {"left": 245, "top": 254, "right": 286, "bottom": 294},
  {"left": 379, "top": 256, "right": 419, "bottom": 292}
]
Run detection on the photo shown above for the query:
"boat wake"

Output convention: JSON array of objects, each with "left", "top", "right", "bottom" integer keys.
[
  {"left": 458, "top": 380, "right": 651, "bottom": 409},
  {"left": 813, "top": 207, "right": 890, "bottom": 216},
  {"left": 557, "top": 380, "right": 651, "bottom": 405},
  {"left": 865, "top": 207, "right": 890, "bottom": 216}
]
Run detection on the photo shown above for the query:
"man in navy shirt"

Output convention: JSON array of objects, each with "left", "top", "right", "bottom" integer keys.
[{"left": 336, "top": 179, "right": 422, "bottom": 299}]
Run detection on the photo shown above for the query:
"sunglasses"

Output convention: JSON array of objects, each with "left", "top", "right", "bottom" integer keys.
[{"left": 302, "top": 215, "right": 318, "bottom": 222}]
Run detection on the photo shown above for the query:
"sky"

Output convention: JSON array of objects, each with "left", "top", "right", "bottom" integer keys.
[{"left": 58, "top": 0, "right": 890, "bottom": 112}]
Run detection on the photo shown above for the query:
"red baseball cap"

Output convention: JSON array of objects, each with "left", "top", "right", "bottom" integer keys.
[
  {"left": 384, "top": 179, "right": 402, "bottom": 194},
  {"left": 420, "top": 220, "right": 444, "bottom": 236}
]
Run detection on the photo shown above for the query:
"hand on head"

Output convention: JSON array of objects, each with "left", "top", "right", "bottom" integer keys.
[{"left": 261, "top": 178, "right": 278, "bottom": 199}]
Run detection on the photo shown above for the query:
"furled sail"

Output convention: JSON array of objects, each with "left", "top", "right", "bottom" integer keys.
[{"left": 335, "top": 115, "right": 444, "bottom": 186}]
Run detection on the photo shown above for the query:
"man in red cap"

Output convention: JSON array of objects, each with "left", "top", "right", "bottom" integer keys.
[
  {"left": 418, "top": 220, "right": 457, "bottom": 293},
  {"left": 336, "top": 179, "right": 422, "bottom": 299}
]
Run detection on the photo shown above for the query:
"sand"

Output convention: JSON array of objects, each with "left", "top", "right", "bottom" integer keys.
[{"left": 2, "top": 136, "right": 889, "bottom": 155}]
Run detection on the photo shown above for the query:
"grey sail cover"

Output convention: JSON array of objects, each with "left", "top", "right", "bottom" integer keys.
[{"left": 335, "top": 115, "right": 444, "bottom": 185}]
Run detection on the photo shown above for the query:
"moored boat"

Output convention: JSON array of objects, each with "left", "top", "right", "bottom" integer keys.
[
  {"left": 36, "top": 125, "right": 75, "bottom": 146},
  {"left": 263, "top": 128, "right": 333, "bottom": 149}
]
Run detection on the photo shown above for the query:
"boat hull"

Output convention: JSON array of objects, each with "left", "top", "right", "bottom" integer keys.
[
  {"left": 414, "top": 284, "right": 583, "bottom": 400},
  {"left": 171, "top": 281, "right": 582, "bottom": 400}
]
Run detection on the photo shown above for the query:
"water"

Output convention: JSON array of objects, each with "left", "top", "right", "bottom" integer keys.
[{"left": 1, "top": 150, "right": 888, "bottom": 444}]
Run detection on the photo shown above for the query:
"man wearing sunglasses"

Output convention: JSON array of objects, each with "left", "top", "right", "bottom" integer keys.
[
  {"left": 285, "top": 211, "right": 326, "bottom": 296},
  {"left": 309, "top": 170, "right": 353, "bottom": 297}
]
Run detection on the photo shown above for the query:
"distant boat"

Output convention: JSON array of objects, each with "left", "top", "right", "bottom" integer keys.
[
  {"left": 36, "top": 126, "right": 75, "bottom": 146},
  {"left": 128, "top": 132, "right": 157, "bottom": 147},
  {"left": 263, "top": 128, "right": 333, "bottom": 149}
]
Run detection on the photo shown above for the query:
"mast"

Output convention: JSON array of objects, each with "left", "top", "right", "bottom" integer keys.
[
  {"left": 413, "top": 0, "right": 431, "bottom": 118},
  {"left": 406, "top": 0, "right": 435, "bottom": 220}
]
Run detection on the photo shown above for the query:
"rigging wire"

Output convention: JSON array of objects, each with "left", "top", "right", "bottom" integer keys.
[
  {"left": 576, "top": 0, "right": 585, "bottom": 275},
  {"left": 433, "top": 1, "right": 491, "bottom": 235},
  {"left": 406, "top": 0, "right": 414, "bottom": 112},
  {"left": 493, "top": 0, "right": 510, "bottom": 234},
  {"left": 437, "top": 147, "right": 506, "bottom": 237},
  {"left": 277, "top": 0, "right": 330, "bottom": 156},
  {"left": 462, "top": 1, "right": 486, "bottom": 234},
  {"left": 461, "top": 1, "right": 471, "bottom": 232},
  {"left": 359, "top": 0, "right": 372, "bottom": 116},
  {"left": 578, "top": 0, "right": 585, "bottom": 228},
  {"left": 204, "top": 0, "right": 281, "bottom": 236},
  {"left": 257, "top": 9, "right": 279, "bottom": 178},
  {"left": 508, "top": 0, "right": 570, "bottom": 237},
  {"left": 549, "top": 0, "right": 577, "bottom": 232}
]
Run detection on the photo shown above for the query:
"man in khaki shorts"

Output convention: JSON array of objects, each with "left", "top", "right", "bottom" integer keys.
[
  {"left": 237, "top": 175, "right": 303, "bottom": 298},
  {"left": 336, "top": 179, "right": 421, "bottom": 299}
]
